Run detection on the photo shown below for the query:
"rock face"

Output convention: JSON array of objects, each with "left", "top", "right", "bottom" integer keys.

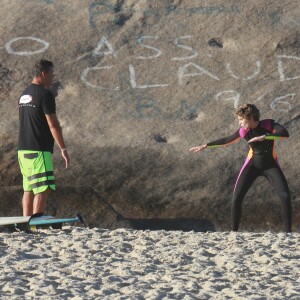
[{"left": 0, "top": 0, "right": 299, "bottom": 231}]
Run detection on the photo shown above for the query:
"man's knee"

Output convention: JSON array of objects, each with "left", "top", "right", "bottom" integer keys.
[{"left": 35, "top": 187, "right": 52, "bottom": 200}]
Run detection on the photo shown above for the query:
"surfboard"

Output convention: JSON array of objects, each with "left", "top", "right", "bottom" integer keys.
[
  {"left": 0, "top": 215, "right": 54, "bottom": 226},
  {"left": 30, "top": 214, "right": 84, "bottom": 227},
  {"left": 0, "top": 214, "right": 84, "bottom": 233}
]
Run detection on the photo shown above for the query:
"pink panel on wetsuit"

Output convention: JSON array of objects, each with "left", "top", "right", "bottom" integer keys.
[
  {"left": 239, "top": 127, "right": 249, "bottom": 138},
  {"left": 234, "top": 156, "right": 252, "bottom": 193},
  {"left": 260, "top": 119, "right": 273, "bottom": 132},
  {"left": 234, "top": 128, "right": 251, "bottom": 192}
]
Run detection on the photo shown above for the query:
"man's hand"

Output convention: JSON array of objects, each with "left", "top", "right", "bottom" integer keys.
[
  {"left": 61, "top": 149, "right": 70, "bottom": 168},
  {"left": 247, "top": 135, "right": 265, "bottom": 143},
  {"left": 189, "top": 144, "right": 207, "bottom": 153}
]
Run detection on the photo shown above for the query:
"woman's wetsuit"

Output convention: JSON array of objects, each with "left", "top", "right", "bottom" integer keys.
[{"left": 206, "top": 119, "right": 292, "bottom": 232}]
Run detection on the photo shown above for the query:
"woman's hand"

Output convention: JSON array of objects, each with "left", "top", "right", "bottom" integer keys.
[
  {"left": 247, "top": 135, "right": 265, "bottom": 143},
  {"left": 189, "top": 144, "right": 207, "bottom": 153}
]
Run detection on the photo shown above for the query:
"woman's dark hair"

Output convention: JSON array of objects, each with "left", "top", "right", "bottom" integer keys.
[{"left": 235, "top": 103, "right": 260, "bottom": 121}]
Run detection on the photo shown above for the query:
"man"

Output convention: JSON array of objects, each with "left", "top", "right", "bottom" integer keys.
[
  {"left": 189, "top": 103, "right": 292, "bottom": 232},
  {"left": 18, "top": 59, "right": 70, "bottom": 216}
]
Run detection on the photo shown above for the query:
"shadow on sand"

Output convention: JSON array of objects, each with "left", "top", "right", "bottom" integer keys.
[{"left": 118, "top": 216, "right": 215, "bottom": 232}]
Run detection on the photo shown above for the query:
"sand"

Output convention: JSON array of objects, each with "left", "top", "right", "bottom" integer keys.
[{"left": 0, "top": 227, "right": 299, "bottom": 299}]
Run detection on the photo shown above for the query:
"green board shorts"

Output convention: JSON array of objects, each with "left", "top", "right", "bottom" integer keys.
[{"left": 18, "top": 150, "right": 56, "bottom": 194}]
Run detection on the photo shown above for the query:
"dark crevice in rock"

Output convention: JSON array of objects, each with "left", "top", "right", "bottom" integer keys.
[
  {"left": 115, "top": 13, "right": 132, "bottom": 26},
  {"left": 208, "top": 38, "right": 223, "bottom": 48},
  {"left": 114, "top": 0, "right": 132, "bottom": 27},
  {"left": 153, "top": 134, "right": 167, "bottom": 143}
]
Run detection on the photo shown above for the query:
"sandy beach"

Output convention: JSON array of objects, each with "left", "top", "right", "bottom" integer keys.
[{"left": 0, "top": 227, "right": 299, "bottom": 299}]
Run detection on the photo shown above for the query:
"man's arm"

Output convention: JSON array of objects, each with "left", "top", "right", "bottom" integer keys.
[{"left": 45, "top": 113, "right": 70, "bottom": 168}]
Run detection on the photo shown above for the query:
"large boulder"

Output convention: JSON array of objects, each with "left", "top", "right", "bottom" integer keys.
[{"left": 0, "top": 0, "right": 299, "bottom": 231}]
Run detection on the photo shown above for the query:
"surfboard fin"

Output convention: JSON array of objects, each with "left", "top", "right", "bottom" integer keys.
[{"left": 76, "top": 214, "right": 86, "bottom": 227}]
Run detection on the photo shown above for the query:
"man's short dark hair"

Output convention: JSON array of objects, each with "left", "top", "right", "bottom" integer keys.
[{"left": 33, "top": 59, "right": 53, "bottom": 77}]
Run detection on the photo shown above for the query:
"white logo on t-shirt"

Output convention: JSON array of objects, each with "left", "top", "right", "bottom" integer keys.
[{"left": 19, "top": 95, "right": 32, "bottom": 104}]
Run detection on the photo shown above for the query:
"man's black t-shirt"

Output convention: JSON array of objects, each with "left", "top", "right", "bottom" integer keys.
[{"left": 18, "top": 83, "right": 56, "bottom": 152}]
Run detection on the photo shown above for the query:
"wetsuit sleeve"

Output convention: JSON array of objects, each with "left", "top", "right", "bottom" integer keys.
[
  {"left": 42, "top": 90, "right": 56, "bottom": 115},
  {"left": 265, "top": 122, "right": 289, "bottom": 140},
  {"left": 207, "top": 129, "right": 241, "bottom": 148}
]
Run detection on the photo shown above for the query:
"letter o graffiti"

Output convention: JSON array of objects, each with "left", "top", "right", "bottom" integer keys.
[{"left": 5, "top": 37, "right": 49, "bottom": 56}]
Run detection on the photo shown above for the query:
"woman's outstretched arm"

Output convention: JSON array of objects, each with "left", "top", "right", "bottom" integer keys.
[{"left": 189, "top": 130, "right": 241, "bottom": 153}]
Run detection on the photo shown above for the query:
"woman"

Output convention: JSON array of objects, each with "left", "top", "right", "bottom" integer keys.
[{"left": 189, "top": 103, "right": 292, "bottom": 232}]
